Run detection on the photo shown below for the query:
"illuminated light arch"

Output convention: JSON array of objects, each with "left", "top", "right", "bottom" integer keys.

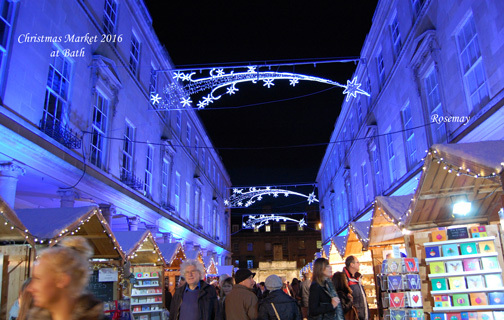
[
  {"left": 242, "top": 213, "right": 307, "bottom": 230},
  {"left": 150, "top": 66, "right": 369, "bottom": 109},
  {"left": 224, "top": 186, "right": 318, "bottom": 208}
]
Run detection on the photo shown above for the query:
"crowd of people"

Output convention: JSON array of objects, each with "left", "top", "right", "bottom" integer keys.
[{"left": 8, "top": 236, "right": 368, "bottom": 320}]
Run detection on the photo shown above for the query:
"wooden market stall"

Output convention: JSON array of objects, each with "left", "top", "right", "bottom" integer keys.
[
  {"left": 0, "top": 195, "right": 34, "bottom": 320},
  {"left": 203, "top": 256, "right": 218, "bottom": 280},
  {"left": 184, "top": 248, "right": 204, "bottom": 266},
  {"left": 115, "top": 230, "right": 167, "bottom": 320},
  {"left": 158, "top": 242, "right": 185, "bottom": 296}
]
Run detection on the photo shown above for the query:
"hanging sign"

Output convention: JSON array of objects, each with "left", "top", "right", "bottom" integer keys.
[{"left": 98, "top": 268, "right": 118, "bottom": 282}]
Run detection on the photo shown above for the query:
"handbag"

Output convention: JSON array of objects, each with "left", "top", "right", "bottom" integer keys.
[
  {"left": 344, "top": 306, "right": 358, "bottom": 320},
  {"left": 271, "top": 303, "right": 281, "bottom": 320}
]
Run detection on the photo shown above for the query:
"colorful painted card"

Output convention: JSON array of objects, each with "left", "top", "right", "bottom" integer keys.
[
  {"left": 389, "top": 292, "right": 405, "bottom": 308},
  {"left": 406, "top": 274, "right": 421, "bottom": 290},
  {"left": 408, "top": 309, "right": 425, "bottom": 320},
  {"left": 446, "top": 260, "right": 463, "bottom": 273},
  {"left": 482, "top": 256, "right": 500, "bottom": 270},
  {"left": 387, "top": 258, "right": 403, "bottom": 273},
  {"left": 452, "top": 293, "right": 470, "bottom": 306},
  {"left": 488, "top": 292, "right": 504, "bottom": 305},
  {"left": 390, "top": 310, "right": 406, "bottom": 320},
  {"left": 387, "top": 275, "right": 403, "bottom": 290},
  {"left": 407, "top": 291, "right": 422, "bottom": 308},
  {"left": 478, "top": 312, "right": 494, "bottom": 320},
  {"left": 426, "top": 246, "right": 441, "bottom": 258},
  {"left": 463, "top": 258, "right": 481, "bottom": 271},
  {"left": 494, "top": 312, "right": 504, "bottom": 320},
  {"left": 470, "top": 292, "right": 488, "bottom": 305},
  {"left": 432, "top": 230, "right": 448, "bottom": 241},
  {"left": 430, "top": 261, "right": 446, "bottom": 274},
  {"left": 460, "top": 242, "right": 478, "bottom": 255},
  {"left": 449, "top": 276, "right": 466, "bottom": 290},
  {"left": 466, "top": 275, "right": 484, "bottom": 289},
  {"left": 431, "top": 278, "right": 448, "bottom": 291},
  {"left": 404, "top": 257, "right": 418, "bottom": 272},
  {"left": 442, "top": 244, "right": 460, "bottom": 257},
  {"left": 381, "top": 260, "right": 388, "bottom": 274},
  {"left": 461, "top": 313, "right": 469, "bottom": 320},
  {"left": 479, "top": 241, "right": 496, "bottom": 253},
  {"left": 434, "top": 294, "right": 451, "bottom": 307},
  {"left": 467, "top": 312, "right": 479, "bottom": 320},
  {"left": 484, "top": 274, "right": 504, "bottom": 288},
  {"left": 446, "top": 314, "right": 462, "bottom": 320},
  {"left": 431, "top": 314, "right": 447, "bottom": 320}
]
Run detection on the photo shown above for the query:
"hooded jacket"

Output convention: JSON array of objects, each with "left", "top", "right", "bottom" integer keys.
[
  {"left": 27, "top": 293, "right": 104, "bottom": 320},
  {"left": 343, "top": 267, "right": 368, "bottom": 320},
  {"left": 170, "top": 280, "right": 219, "bottom": 320},
  {"left": 258, "top": 289, "right": 302, "bottom": 320}
]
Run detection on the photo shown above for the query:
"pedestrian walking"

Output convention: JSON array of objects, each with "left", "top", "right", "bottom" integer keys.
[
  {"left": 258, "top": 274, "right": 302, "bottom": 320},
  {"left": 225, "top": 268, "right": 258, "bottom": 320}
]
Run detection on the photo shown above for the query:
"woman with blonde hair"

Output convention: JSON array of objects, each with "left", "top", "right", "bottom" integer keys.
[
  {"left": 27, "top": 236, "right": 104, "bottom": 320},
  {"left": 308, "top": 258, "right": 343, "bottom": 320}
]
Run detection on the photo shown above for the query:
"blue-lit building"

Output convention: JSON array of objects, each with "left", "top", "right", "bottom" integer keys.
[
  {"left": 0, "top": 0, "right": 231, "bottom": 264},
  {"left": 317, "top": 0, "right": 504, "bottom": 244}
]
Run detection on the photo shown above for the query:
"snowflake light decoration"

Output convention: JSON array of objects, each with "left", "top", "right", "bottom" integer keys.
[
  {"left": 151, "top": 66, "right": 370, "bottom": 110},
  {"left": 242, "top": 213, "right": 307, "bottom": 230},
  {"left": 225, "top": 187, "right": 318, "bottom": 208}
]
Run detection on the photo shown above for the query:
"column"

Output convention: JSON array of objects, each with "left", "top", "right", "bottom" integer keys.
[
  {"left": 99, "top": 203, "right": 115, "bottom": 225},
  {"left": 57, "top": 188, "right": 79, "bottom": 208},
  {"left": 0, "top": 162, "right": 25, "bottom": 208},
  {"left": 185, "top": 241, "right": 194, "bottom": 252},
  {"left": 162, "top": 232, "right": 172, "bottom": 243},
  {"left": 128, "top": 216, "right": 140, "bottom": 231},
  {"left": 146, "top": 224, "right": 158, "bottom": 237}
]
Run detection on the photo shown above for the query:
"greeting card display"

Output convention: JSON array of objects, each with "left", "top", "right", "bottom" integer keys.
[
  {"left": 477, "top": 312, "right": 494, "bottom": 320},
  {"left": 388, "top": 275, "right": 403, "bottom": 290},
  {"left": 432, "top": 230, "right": 448, "bottom": 242},
  {"left": 442, "top": 244, "right": 460, "bottom": 257},
  {"left": 448, "top": 276, "right": 466, "bottom": 290},
  {"left": 488, "top": 292, "right": 504, "bottom": 305},
  {"left": 460, "top": 242, "right": 478, "bottom": 255},
  {"left": 382, "top": 260, "right": 388, "bottom": 274},
  {"left": 390, "top": 309, "right": 406, "bottom": 320},
  {"left": 434, "top": 295, "right": 451, "bottom": 307},
  {"left": 406, "top": 274, "right": 421, "bottom": 290},
  {"left": 389, "top": 292, "right": 405, "bottom": 308},
  {"left": 463, "top": 258, "right": 481, "bottom": 271},
  {"left": 452, "top": 293, "right": 470, "bottom": 307},
  {"left": 494, "top": 312, "right": 504, "bottom": 320},
  {"left": 150, "top": 271, "right": 159, "bottom": 277},
  {"left": 377, "top": 274, "right": 387, "bottom": 290},
  {"left": 143, "top": 272, "right": 150, "bottom": 278},
  {"left": 408, "top": 309, "right": 424, "bottom": 320},
  {"left": 387, "top": 258, "right": 403, "bottom": 274},
  {"left": 470, "top": 292, "right": 488, "bottom": 306},
  {"left": 431, "top": 313, "right": 447, "bottom": 320},
  {"left": 446, "top": 260, "right": 463, "bottom": 273},
  {"left": 430, "top": 261, "right": 446, "bottom": 274},
  {"left": 467, "top": 312, "right": 478, "bottom": 320},
  {"left": 484, "top": 274, "right": 504, "bottom": 288},
  {"left": 481, "top": 256, "right": 500, "bottom": 270},
  {"left": 479, "top": 241, "right": 496, "bottom": 253},
  {"left": 135, "top": 272, "right": 143, "bottom": 278},
  {"left": 466, "top": 275, "right": 484, "bottom": 289},
  {"left": 381, "top": 292, "right": 389, "bottom": 308},
  {"left": 426, "top": 246, "right": 441, "bottom": 258},
  {"left": 404, "top": 258, "right": 418, "bottom": 272},
  {"left": 446, "top": 313, "right": 462, "bottom": 320},
  {"left": 432, "top": 278, "right": 448, "bottom": 291},
  {"left": 406, "top": 291, "right": 422, "bottom": 308}
]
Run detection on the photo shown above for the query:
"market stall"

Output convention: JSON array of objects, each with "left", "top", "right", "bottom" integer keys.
[
  {"left": 203, "top": 256, "right": 218, "bottom": 281},
  {"left": 158, "top": 242, "right": 185, "bottom": 296},
  {"left": 115, "top": 230, "right": 167, "bottom": 320}
]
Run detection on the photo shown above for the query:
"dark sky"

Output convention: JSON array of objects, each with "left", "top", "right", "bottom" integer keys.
[{"left": 144, "top": 1, "right": 377, "bottom": 192}]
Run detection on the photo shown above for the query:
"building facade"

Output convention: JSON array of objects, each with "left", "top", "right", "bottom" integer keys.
[
  {"left": 317, "top": 0, "right": 504, "bottom": 244},
  {"left": 0, "top": 0, "right": 231, "bottom": 263}
]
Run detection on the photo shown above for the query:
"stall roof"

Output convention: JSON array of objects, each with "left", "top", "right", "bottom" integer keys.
[
  {"left": 331, "top": 232, "right": 349, "bottom": 258},
  {"left": 0, "top": 195, "right": 32, "bottom": 245},
  {"left": 16, "top": 206, "right": 123, "bottom": 259},
  {"left": 204, "top": 256, "right": 218, "bottom": 275},
  {"left": 185, "top": 249, "right": 204, "bottom": 265},
  {"left": 350, "top": 220, "right": 372, "bottom": 250},
  {"left": 115, "top": 230, "right": 165, "bottom": 266},
  {"left": 369, "top": 195, "right": 413, "bottom": 246},
  {"left": 158, "top": 242, "right": 185, "bottom": 268},
  {"left": 322, "top": 244, "right": 331, "bottom": 259},
  {"left": 405, "top": 141, "right": 504, "bottom": 230}
]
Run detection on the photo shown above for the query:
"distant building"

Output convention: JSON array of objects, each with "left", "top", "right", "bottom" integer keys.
[
  {"left": 231, "top": 205, "right": 321, "bottom": 269},
  {"left": 317, "top": 0, "right": 504, "bottom": 243},
  {"left": 0, "top": 0, "right": 231, "bottom": 263}
]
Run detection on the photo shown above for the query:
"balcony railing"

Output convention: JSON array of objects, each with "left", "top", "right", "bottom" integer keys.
[
  {"left": 39, "top": 119, "right": 82, "bottom": 149},
  {"left": 120, "top": 170, "right": 143, "bottom": 190}
]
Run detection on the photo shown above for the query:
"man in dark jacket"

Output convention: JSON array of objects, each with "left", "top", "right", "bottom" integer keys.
[
  {"left": 170, "top": 259, "right": 219, "bottom": 320},
  {"left": 259, "top": 275, "right": 302, "bottom": 320},
  {"left": 343, "top": 256, "right": 369, "bottom": 320}
]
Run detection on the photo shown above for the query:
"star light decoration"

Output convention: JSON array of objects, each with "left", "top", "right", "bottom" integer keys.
[
  {"left": 149, "top": 66, "right": 370, "bottom": 110},
  {"left": 242, "top": 213, "right": 307, "bottom": 230},
  {"left": 224, "top": 186, "right": 318, "bottom": 208}
]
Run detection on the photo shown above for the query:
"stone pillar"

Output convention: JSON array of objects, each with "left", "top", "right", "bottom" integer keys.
[
  {"left": 128, "top": 216, "right": 140, "bottom": 231},
  {"left": 0, "top": 162, "right": 25, "bottom": 208},
  {"left": 57, "top": 188, "right": 79, "bottom": 208},
  {"left": 99, "top": 204, "right": 115, "bottom": 225},
  {"left": 200, "top": 247, "right": 208, "bottom": 257},
  {"left": 185, "top": 241, "right": 194, "bottom": 252},
  {"left": 146, "top": 225, "right": 158, "bottom": 237},
  {"left": 162, "top": 232, "right": 172, "bottom": 243},
  {"left": 194, "top": 244, "right": 201, "bottom": 252}
]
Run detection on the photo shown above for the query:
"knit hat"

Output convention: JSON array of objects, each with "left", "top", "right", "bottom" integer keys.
[
  {"left": 235, "top": 269, "right": 255, "bottom": 284},
  {"left": 265, "top": 274, "right": 283, "bottom": 291}
]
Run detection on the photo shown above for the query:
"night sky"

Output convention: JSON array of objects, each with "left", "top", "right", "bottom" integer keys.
[{"left": 144, "top": 1, "right": 378, "bottom": 204}]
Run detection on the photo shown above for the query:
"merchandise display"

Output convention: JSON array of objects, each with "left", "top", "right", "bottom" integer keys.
[{"left": 131, "top": 271, "right": 163, "bottom": 320}]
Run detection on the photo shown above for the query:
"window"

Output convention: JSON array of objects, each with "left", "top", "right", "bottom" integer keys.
[
  {"left": 247, "top": 243, "right": 253, "bottom": 251},
  {"left": 354, "top": 173, "right": 360, "bottom": 209},
  {"left": 357, "top": 104, "right": 364, "bottom": 126},
  {"left": 411, "top": 0, "right": 423, "bottom": 18},
  {"left": 401, "top": 102, "right": 417, "bottom": 169},
  {"left": 315, "top": 223, "right": 321, "bottom": 231},
  {"left": 376, "top": 50, "right": 385, "bottom": 87},
  {"left": 121, "top": 123, "right": 135, "bottom": 177},
  {"left": 280, "top": 224, "right": 286, "bottom": 232},
  {"left": 43, "top": 47, "right": 72, "bottom": 130},
  {"left": 265, "top": 225, "right": 271, "bottom": 232},
  {"left": 265, "top": 243, "right": 272, "bottom": 251},
  {"left": 0, "top": 0, "right": 15, "bottom": 88},
  {"left": 144, "top": 145, "right": 154, "bottom": 196},
  {"left": 174, "top": 171, "right": 180, "bottom": 212},
  {"left": 253, "top": 226, "right": 259, "bottom": 232},
  {"left": 149, "top": 65, "right": 157, "bottom": 99},
  {"left": 129, "top": 33, "right": 140, "bottom": 76},
  {"left": 349, "top": 113, "right": 355, "bottom": 138},
  {"left": 194, "top": 136, "right": 199, "bottom": 159},
  {"left": 185, "top": 182, "right": 191, "bottom": 219},
  {"left": 176, "top": 110, "right": 182, "bottom": 133},
  {"left": 457, "top": 15, "right": 488, "bottom": 110},
  {"left": 233, "top": 243, "right": 239, "bottom": 251},
  {"left": 201, "top": 148, "right": 206, "bottom": 170},
  {"left": 370, "top": 145, "right": 382, "bottom": 195},
  {"left": 161, "top": 159, "right": 169, "bottom": 205},
  {"left": 317, "top": 241, "right": 322, "bottom": 249},
  {"left": 247, "top": 260, "right": 253, "bottom": 269},
  {"left": 186, "top": 124, "right": 191, "bottom": 145},
  {"left": 385, "top": 130, "right": 397, "bottom": 182},
  {"left": 299, "top": 240, "right": 305, "bottom": 249},
  {"left": 390, "top": 13, "right": 402, "bottom": 59},
  {"left": 232, "top": 224, "right": 239, "bottom": 233},
  {"left": 103, "top": 0, "right": 118, "bottom": 34},
  {"left": 90, "top": 92, "right": 109, "bottom": 168},
  {"left": 194, "top": 188, "right": 200, "bottom": 227},
  {"left": 424, "top": 68, "right": 447, "bottom": 143},
  {"left": 234, "top": 259, "right": 239, "bottom": 266},
  {"left": 362, "top": 162, "right": 370, "bottom": 203},
  {"left": 298, "top": 225, "right": 304, "bottom": 231}
]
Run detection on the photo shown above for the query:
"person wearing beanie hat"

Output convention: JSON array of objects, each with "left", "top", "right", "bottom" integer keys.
[
  {"left": 258, "top": 274, "right": 302, "bottom": 320},
  {"left": 225, "top": 269, "right": 258, "bottom": 320}
]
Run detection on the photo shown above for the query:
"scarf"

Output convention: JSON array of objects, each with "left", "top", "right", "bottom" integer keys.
[{"left": 343, "top": 267, "right": 360, "bottom": 286}]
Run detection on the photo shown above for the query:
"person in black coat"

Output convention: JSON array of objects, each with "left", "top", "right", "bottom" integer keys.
[
  {"left": 308, "top": 258, "right": 344, "bottom": 320},
  {"left": 258, "top": 275, "right": 302, "bottom": 320}
]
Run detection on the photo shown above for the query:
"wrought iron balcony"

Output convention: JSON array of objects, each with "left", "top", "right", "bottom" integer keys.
[
  {"left": 120, "top": 170, "right": 144, "bottom": 190},
  {"left": 39, "top": 119, "right": 82, "bottom": 149}
]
